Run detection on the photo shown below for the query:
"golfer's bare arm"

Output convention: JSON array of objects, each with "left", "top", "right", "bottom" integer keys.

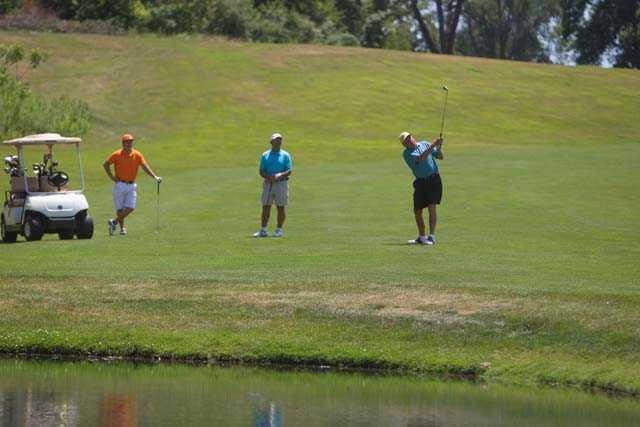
[
  {"left": 276, "top": 169, "right": 292, "bottom": 180},
  {"left": 416, "top": 140, "right": 442, "bottom": 162},
  {"left": 103, "top": 161, "right": 117, "bottom": 182},
  {"left": 261, "top": 169, "right": 291, "bottom": 182},
  {"left": 141, "top": 163, "right": 159, "bottom": 180}
]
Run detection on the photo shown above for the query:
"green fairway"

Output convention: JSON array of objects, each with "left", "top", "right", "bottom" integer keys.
[{"left": 1, "top": 32, "right": 639, "bottom": 396}]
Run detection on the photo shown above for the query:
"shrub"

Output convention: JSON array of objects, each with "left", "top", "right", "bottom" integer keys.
[
  {"left": 205, "top": 0, "right": 250, "bottom": 39},
  {"left": 145, "top": 0, "right": 216, "bottom": 35},
  {"left": 0, "top": 45, "right": 91, "bottom": 140},
  {"left": 0, "top": 76, "right": 91, "bottom": 140},
  {"left": 325, "top": 32, "right": 359, "bottom": 46},
  {"left": 40, "top": 0, "right": 137, "bottom": 28},
  {"left": 248, "top": 3, "right": 318, "bottom": 43}
]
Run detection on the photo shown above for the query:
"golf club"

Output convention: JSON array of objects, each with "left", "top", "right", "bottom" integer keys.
[
  {"left": 439, "top": 85, "right": 449, "bottom": 139},
  {"left": 156, "top": 180, "right": 161, "bottom": 232}
]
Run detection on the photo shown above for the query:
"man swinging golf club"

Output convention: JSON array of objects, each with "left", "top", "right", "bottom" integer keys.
[
  {"left": 400, "top": 131, "right": 444, "bottom": 245},
  {"left": 253, "top": 133, "right": 292, "bottom": 238},
  {"left": 103, "top": 134, "right": 162, "bottom": 236}
]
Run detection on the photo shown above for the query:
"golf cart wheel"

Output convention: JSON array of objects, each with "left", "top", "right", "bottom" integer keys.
[
  {"left": 58, "top": 231, "right": 75, "bottom": 240},
  {"left": 1, "top": 215, "right": 17, "bottom": 243},
  {"left": 75, "top": 213, "right": 93, "bottom": 239},
  {"left": 23, "top": 214, "right": 44, "bottom": 241}
]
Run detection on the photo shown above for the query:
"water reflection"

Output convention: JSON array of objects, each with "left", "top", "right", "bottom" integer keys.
[
  {"left": 251, "top": 397, "right": 282, "bottom": 427},
  {"left": 0, "top": 359, "right": 638, "bottom": 426},
  {"left": 0, "top": 387, "right": 79, "bottom": 426},
  {"left": 102, "top": 394, "right": 137, "bottom": 427}
]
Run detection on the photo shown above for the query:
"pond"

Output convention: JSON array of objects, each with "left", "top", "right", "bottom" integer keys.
[{"left": 0, "top": 359, "right": 638, "bottom": 426}]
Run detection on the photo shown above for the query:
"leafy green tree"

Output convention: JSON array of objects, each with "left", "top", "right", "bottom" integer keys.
[
  {"left": 361, "top": 7, "right": 413, "bottom": 49},
  {"left": 561, "top": 0, "right": 640, "bottom": 68},
  {"left": 362, "top": 10, "right": 390, "bottom": 47},
  {"left": 248, "top": 2, "right": 317, "bottom": 43},
  {"left": 457, "top": 0, "right": 560, "bottom": 61},
  {"left": 334, "top": 0, "right": 363, "bottom": 34}
]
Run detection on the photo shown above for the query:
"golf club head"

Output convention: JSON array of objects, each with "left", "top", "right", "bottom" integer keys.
[{"left": 442, "top": 85, "right": 448, "bottom": 92}]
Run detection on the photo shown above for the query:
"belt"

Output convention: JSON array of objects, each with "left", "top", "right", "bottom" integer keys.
[
  {"left": 416, "top": 173, "right": 439, "bottom": 180},
  {"left": 117, "top": 180, "right": 135, "bottom": 184}
]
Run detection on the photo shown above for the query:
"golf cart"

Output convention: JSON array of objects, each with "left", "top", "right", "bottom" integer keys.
[{"left": 1, "top": 133, "right": 94, "bottom": 242}]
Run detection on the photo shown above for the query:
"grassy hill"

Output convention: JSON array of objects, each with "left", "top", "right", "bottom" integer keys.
[{"left": 1, "top": 31, "right": 639, "bottom": 396}]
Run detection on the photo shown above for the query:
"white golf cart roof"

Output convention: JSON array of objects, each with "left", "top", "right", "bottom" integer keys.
[{"left": 2, "top": 133, "right": 82, "bottom": 146}]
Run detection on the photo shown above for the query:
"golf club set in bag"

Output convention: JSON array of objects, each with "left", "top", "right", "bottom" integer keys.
[
  {"left": 3, "top": 153, "right": 69, "bottom": 190},
  {"left": 3, "top": 155, "right": 21, "bottom": 177}
]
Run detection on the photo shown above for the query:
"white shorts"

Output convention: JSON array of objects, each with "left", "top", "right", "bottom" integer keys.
[
  {"left": 261, "top": 180, "right": 289, "bottom": 206},
  {"left": 113, "top": 182, "right": 137, "bottom": 211}
]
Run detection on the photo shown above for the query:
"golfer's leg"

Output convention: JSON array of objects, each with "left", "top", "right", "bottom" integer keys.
[
  {"left": 117, "top": 184, "right": 137, "bottom": 228},
  {"left": 414, "top": 208, "right": 426, "bottom": 236},
  {"left": 261, "top": 205, "right": 271, "bottom": 228},
  {"left": 427, "top": 204, "right": 437, "bottom": 235},
  {"left": 113, "top": 183, "right": 123, "bottom": 223},
  {"left": 117, "top": 208, "right": 134, "bottom": 226},
  {"left": 276, "top": 206, "right": 286, "bottom": 228}
]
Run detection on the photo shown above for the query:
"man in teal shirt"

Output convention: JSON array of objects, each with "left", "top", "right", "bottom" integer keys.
[
  {"left": 253, "top": 133, "right": 292, "bottom": 238},
  {"left": 400, "top": 131, "right": 444, "bottom": 245}
]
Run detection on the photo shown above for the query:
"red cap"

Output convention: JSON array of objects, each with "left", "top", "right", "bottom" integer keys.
[{"left": 122, "top": 134, "right": 134, "bottom": 142}]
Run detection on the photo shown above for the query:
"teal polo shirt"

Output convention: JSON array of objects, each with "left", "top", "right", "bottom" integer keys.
[
  {"left": 403, "top": 141, "right": 439, "bottom": 178},
  {"left": 259, "top": 149, "right": 292, "bottom": 175}
]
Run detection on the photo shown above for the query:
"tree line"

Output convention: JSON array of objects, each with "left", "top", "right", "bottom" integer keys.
[{"left": 1, "top": 0, "right": 638, "bottom": 68}]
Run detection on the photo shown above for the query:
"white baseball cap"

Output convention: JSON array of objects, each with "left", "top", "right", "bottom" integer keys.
[
  {"left": 399, "top": 131, "right": 411, "bottom": 143},
  {"left": 270, "top": 133, "right": 283, "bottom": 141}
]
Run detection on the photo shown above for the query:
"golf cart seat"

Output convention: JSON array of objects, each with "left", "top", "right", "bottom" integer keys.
[{"left": 5, "top": 191, "right": 25, "bottom": 207}]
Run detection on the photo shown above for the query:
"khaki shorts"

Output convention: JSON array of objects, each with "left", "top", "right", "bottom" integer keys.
[{"left": 261, "top": 180, "right": 289, "bottom": 206}]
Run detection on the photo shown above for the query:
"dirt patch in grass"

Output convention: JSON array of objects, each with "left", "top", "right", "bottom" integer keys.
[
  {"left": 218, "top": 288, "right": 508, "bottom": 324},
  {"left": 1, "top": 279, "right": 508, "bottom": 327}
]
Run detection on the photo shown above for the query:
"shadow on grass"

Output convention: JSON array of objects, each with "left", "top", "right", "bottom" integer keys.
[{"left": 381, "top": 242, "right": 433, "bottom": 247}]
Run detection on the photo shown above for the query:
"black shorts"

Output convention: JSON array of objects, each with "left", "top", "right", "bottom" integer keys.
[{"left": 413, "top": 174, "right": 442, "bottom": 210}]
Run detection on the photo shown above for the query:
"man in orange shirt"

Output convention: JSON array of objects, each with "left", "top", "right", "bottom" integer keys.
[{"left": 103, "top": 134, "right": 162, "bottom": 236}]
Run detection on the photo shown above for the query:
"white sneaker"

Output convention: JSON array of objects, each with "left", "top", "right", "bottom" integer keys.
[
  {"left": 253, "top": 229, "right": 268, "bottom": 238},
  {"left": 408, "top": 237, "right": 428, "bottom": 245},
  {"left": 120, "top": 227, "right": 127, "bottom": 236},
  {"left": 108, "top": 219, "right": 116, "bottom": 236},
  {"left": 274, "top": 228, "right": 283, "bottom": 238}
]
